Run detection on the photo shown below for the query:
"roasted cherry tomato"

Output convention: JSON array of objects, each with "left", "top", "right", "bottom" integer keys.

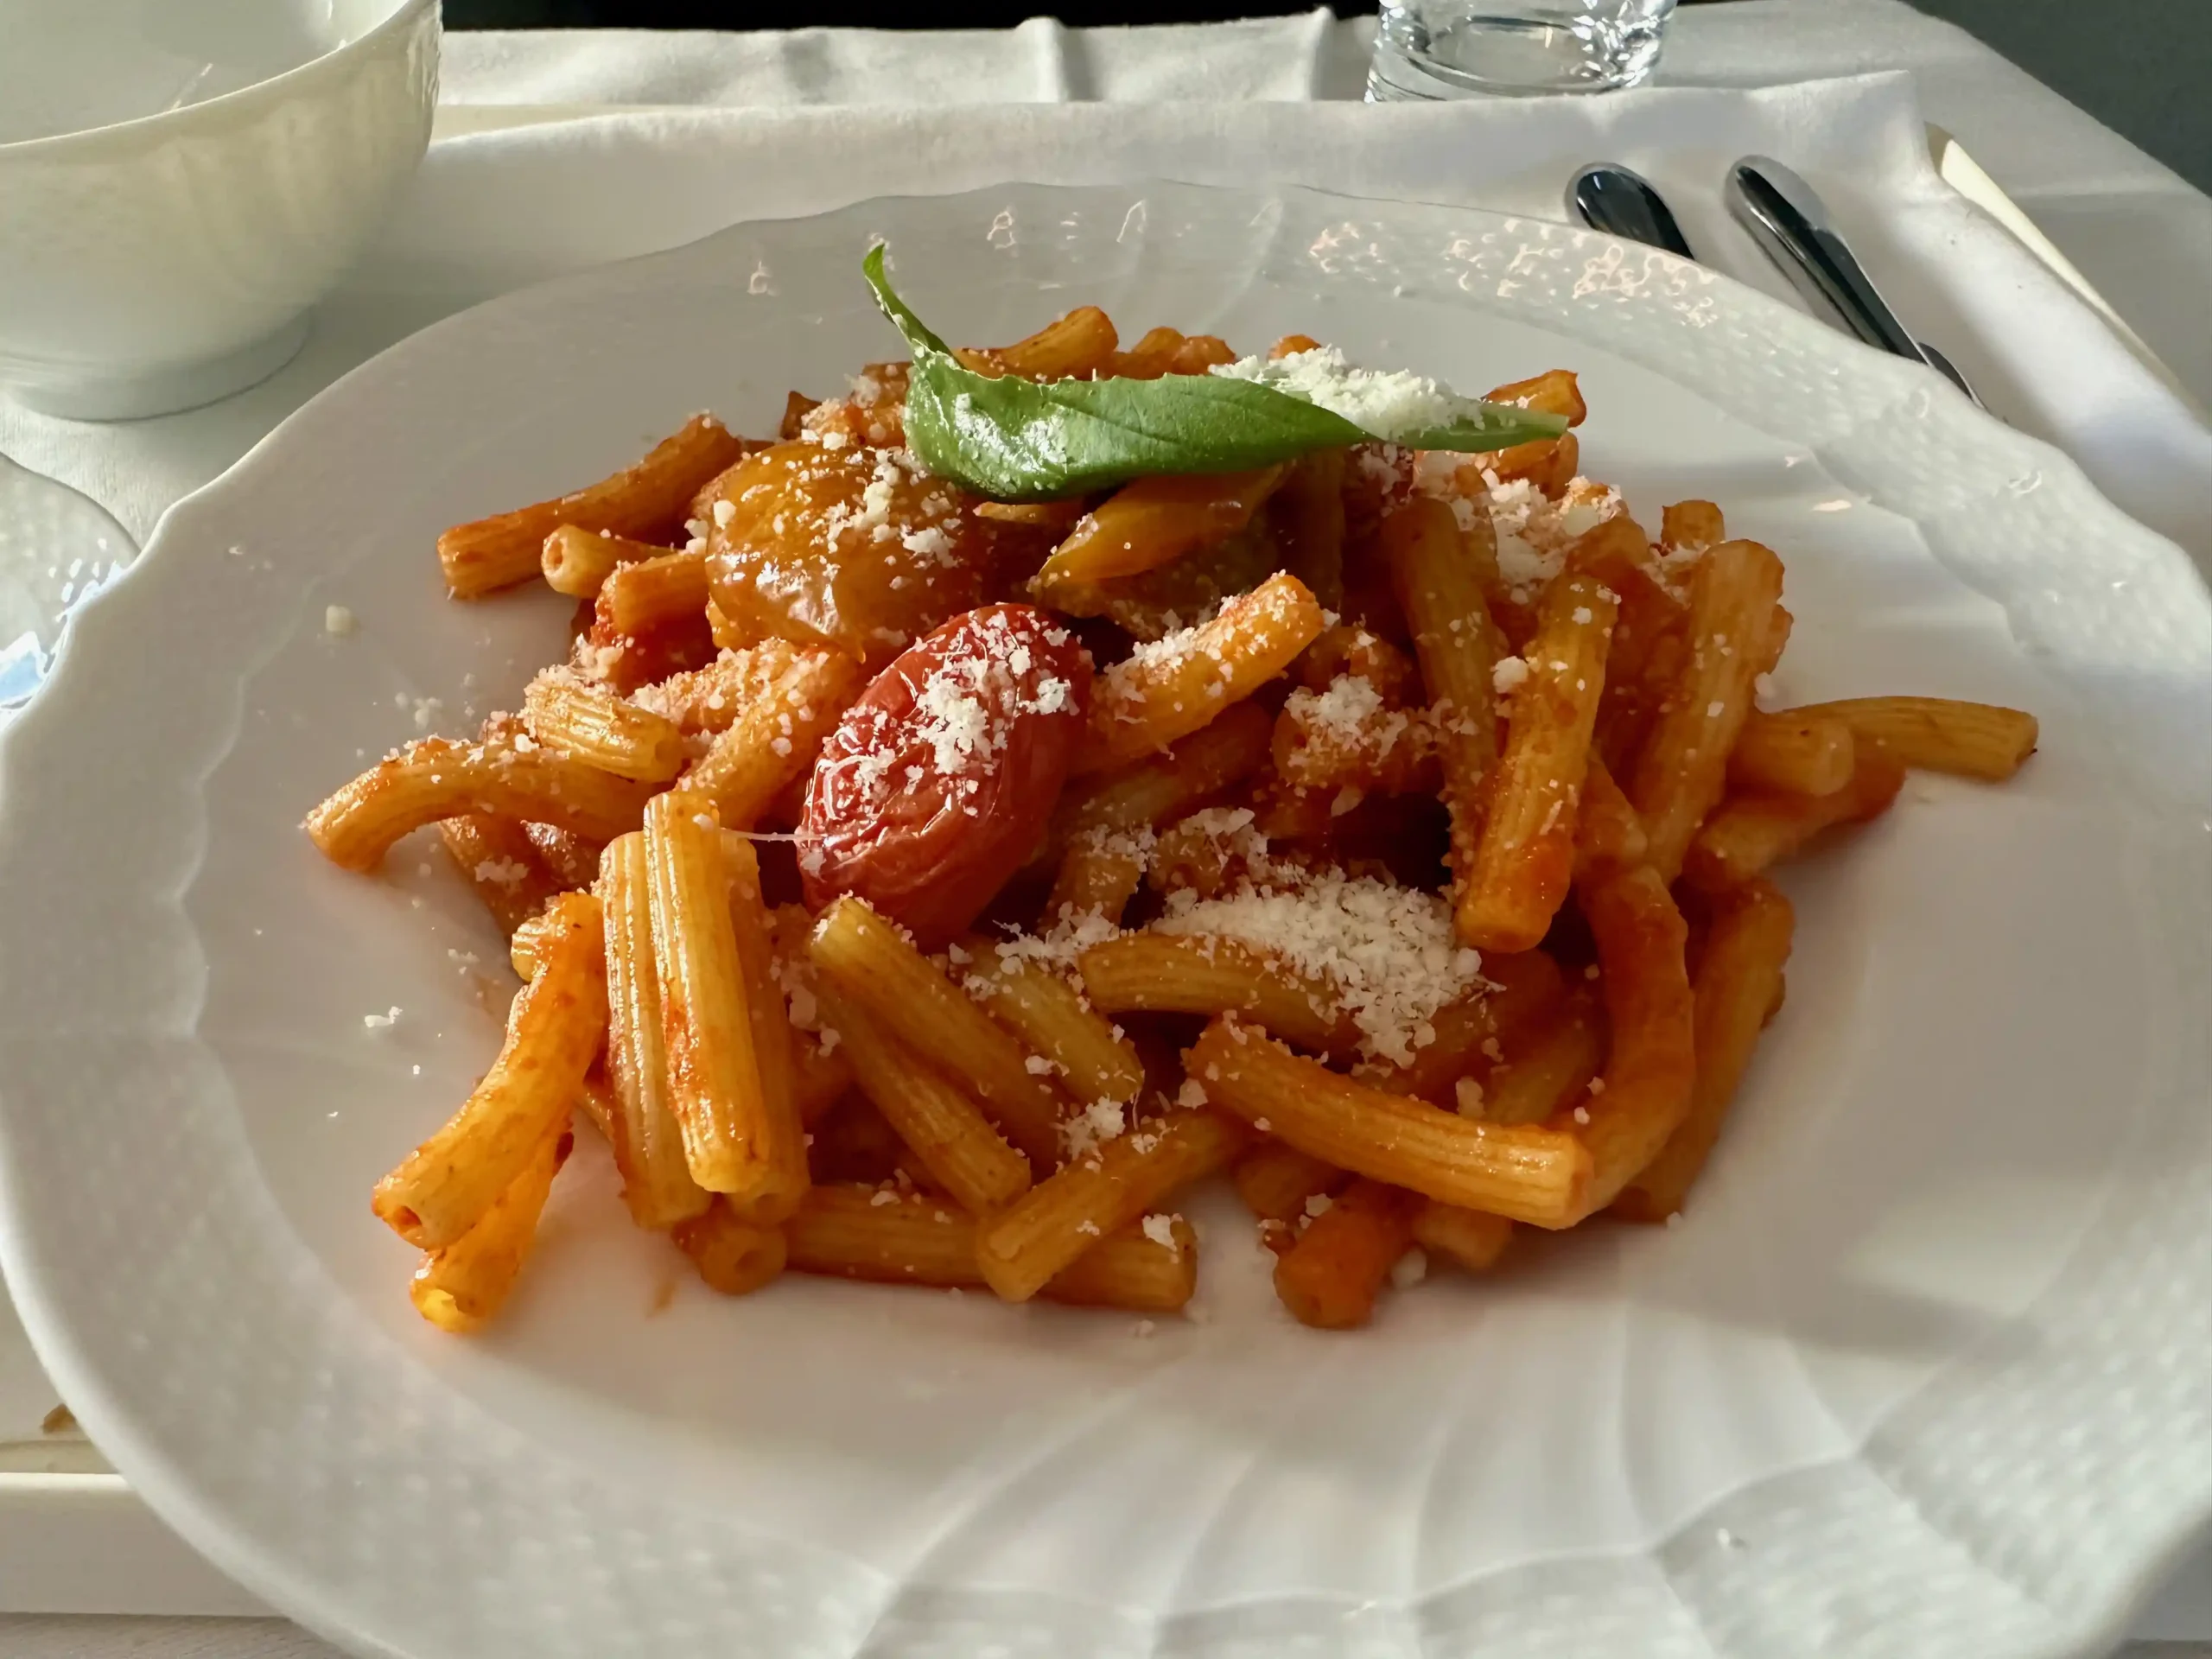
[
  {"left": 798, "top": 604, "right": 1092, "bottom": 948},
  {"left": 703, "top": 441, "right": 1006, "bottom": 669}
]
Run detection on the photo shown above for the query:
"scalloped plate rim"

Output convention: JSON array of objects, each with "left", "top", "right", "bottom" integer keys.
[{"left": 0, "top": 177, "right": 2208, "bottom": 1659}]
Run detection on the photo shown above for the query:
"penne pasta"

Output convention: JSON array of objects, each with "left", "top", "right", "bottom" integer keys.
[
  {"left": 1660, "top": 499, "right": 1725, "bottom": 554},
  {"left": 1478, "top": 990, "right": 1605, "bottom": 1127},
  {"left": 958, "top": 305, "right": 1118, "bottom": 380},
  {"left": 1367, "top": 948, "right": 1568, "bottom": 1104},
  {"left": 523, "top": 671, "right": 686, "bottom": 784},
  {"left": 644, "top": 793, "right": 802, "bottom": 1222},
  {"left": 540, "top": 524, "right": 669, "bottom": 601},
  {"left": 1572, "top": 754, "right": 1649, "bottom": 885},
  {"left": 1271, "top": 448, "right": 1349, "bottom": 613},
  {"left": 1233, "top": 1139, "right": 1349, "bottom": 1223},
  {"left": 524, "top": 822, "right": 606, "bottom": 892},
  {"left": 1616, "top": 877, "right": 1795, "bottom": 1221},
  {"left": 1273, "top": 1177, "right": 1421, "bottom": 1329},
  {"left": 1077, "top": 572, "right": 1326, "bottom": 774},
  {"left": 1485, "top": 367, "right": 1587, "bottom": 425},
  {"left": 682, "top": 647, "right": 861, "bottom": 830},
  {"left": 1683, "top": 748, "right": 1907, "bottom": 892},
  {"left": 1106, "top": 325, "right": 1188, "bottom": 379},
  {"left": 1729, "top": 709, "right": 1856, "bottom": 798},
  {"left": 976, "top": 1109, "right": 1247, "bottom": 1302},
  {"left": 787, "top": 1185, "right": 1198, "bottom": 1312},
  {"left": 1625, "top": 539, "right": 1786, "bottom": 880},
  {"left": 1459, "top": 574, "right": 1618, "bottom": 950},
  {"left": 631, "top": 641, "right": 809, "bottom": 735},
  {"left": 718, "top": 831, "right": 811, "bottom": 1214},
  {"left": 1382, "top": 493, "right": 1506, "bottom": 904},
  {"left": 1037, "top": 467, "right": 1287, "bottom": 590},
  {"left": 437, "top": 813, "right": 559, "bottom": 934},
  {"left": 331, "top": 300, "right": 2041, "bottom": 1337},
  {"left": 1567, "top": 867, "right": 1695, "bottom": 1220},
  {"left": 602, "top": 548, "right": 712, "bottom": 638},
  {"left": 307, "top": 736, "right": 654, "bottom": 873},
  {"left": 574, "top": 1067, "right": 618, "bottom": 1142},
  {"left": 438, "top": 415, "right": 750, "bottom": 598},
  {"left": 1411, "top": 1201, "right": 1514, "bottom": 1273},
  {"left": 1187, "top": 1017, "right": 1592, "bottom": 1228},
  {"left": 1273, "top": 677, "right": 1439, "bottom": 798},
  {"left": 410, "top": 1122, "right": 573, "bottom": 1333},
  {"left": 1783, "top": 696, "right": 2038, "bottom": 781},
  {"left": 671, "top": 1197, "right": 789, "bottom": 1296},
  {"left": 956, "top": 938, "right": 1147, "bottom": 1107},
  {"left": 815, "top": 982, "right": 1032, "bottom": 1214},
  {"left": 373, "top": 892, "right": 607, "bottom": 1249},
  {"left": 1047, "top": 830, "right": 1149, "bottom": 925},
  {"left": 597, "top": 831, "right": 713, "bottom": 1229},
  {"left": 1077, "top": 932, "right": 1358, "bottom": 1057},
  {"left": 1048, "top": 700, "right": 1273, "bottom": 863},
  {"left": 807, "top": 896, "right": 1070, "bottom": 1170}
]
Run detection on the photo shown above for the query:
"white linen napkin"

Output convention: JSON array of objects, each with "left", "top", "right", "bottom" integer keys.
[
  {"left": 440, "top": 11, "right": 1376, "bottom": 105},
  {"left": 2, "top": 74, "right": 2205, "bottom": 566}
]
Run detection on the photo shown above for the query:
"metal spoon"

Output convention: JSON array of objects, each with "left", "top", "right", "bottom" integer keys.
[{"left": 1566, "top": 163, "right": 1694, "bottom": 261}]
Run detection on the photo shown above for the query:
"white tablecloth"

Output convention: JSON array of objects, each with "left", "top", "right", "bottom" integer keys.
[{"left": 4, "top": 3, "right": 2211, "bottom": 1654}]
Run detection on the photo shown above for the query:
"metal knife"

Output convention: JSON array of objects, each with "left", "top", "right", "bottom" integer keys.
[{"left": 1724, "top": 156, "right": 1981, "bottom": 407}]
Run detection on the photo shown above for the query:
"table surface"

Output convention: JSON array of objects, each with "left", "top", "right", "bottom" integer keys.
[{"left": 4, "top": 4, "right": 2210, "bottom": 1655}]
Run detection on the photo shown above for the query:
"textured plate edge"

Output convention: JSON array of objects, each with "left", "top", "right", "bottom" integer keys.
[{"left": 0, "top": 177, "right": 2207, "bottom": 1659}]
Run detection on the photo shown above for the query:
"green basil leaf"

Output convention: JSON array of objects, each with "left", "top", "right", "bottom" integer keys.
[{"left": 861, "top": 245, "right": 1571, "bottom": 501}]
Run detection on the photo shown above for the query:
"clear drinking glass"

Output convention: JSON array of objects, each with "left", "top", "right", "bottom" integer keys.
[{"left": 1367, "top": 0, "right": 1677, "bottom": 98}]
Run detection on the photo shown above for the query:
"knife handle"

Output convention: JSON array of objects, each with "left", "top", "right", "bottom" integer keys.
[{"left": 1724, "top": 156, "right": 1922, "bottom": 359}]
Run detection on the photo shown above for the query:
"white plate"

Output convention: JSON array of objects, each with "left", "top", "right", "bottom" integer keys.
[{"left": 3, "top": 181, "right": 2210, "bottom": 1659}]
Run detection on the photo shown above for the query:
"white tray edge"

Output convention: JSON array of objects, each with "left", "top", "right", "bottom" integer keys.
[{"left": 0, "top": 1471, "right": 268, "bottom": 1615}]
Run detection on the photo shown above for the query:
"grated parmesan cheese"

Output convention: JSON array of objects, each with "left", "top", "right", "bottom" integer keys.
[
  {"left": 1211, "top": 346, "right": 1494, "bottom": 440},
  {"left": 1141, "top": 1213, "right": 1179, "bottom": 1251},
  {"left": 1154, "top": 864, "right": 1484, "bottom": 1067},
  {"left": 1061, "top": 1096, "right": 1127, "bottom": 1160}
]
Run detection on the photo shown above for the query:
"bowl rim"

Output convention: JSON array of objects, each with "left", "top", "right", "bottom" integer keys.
[{"left": 0, "top": 0, "right": 437, "bottom": 162}]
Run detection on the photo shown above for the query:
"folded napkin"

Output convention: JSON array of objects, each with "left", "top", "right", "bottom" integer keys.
[
  {"left": 3, "top": 73, "right": 2206, "bottom": 569},
  {"left": 441, "top": 11, "right": 1375, "bottom": 105}
]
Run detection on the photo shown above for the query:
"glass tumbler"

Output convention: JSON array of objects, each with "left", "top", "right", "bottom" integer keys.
[{"left": 1366, "top": 0, "right": 1677, "bottom": 98}]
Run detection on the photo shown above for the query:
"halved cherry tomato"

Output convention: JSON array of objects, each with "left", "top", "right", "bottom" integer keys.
[{"left": 799, "top": 604, "right": 1092, "bottom": 947}]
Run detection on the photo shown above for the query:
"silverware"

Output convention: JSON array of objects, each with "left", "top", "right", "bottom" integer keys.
[
  {"left": 1725, "top": 156, "right": 1983, "bottom": 408},
  {"left": 1566, "top": 164, "right": 1694, "bottom": 260},
  {"left": 1565, "top": 157, "right": 1984, "bottom": 411}
]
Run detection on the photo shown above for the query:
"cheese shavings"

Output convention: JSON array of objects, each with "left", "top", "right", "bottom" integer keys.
[
  {"left": 1153, "top": 865, "right": 1484, "bottom": 1067},
  {"left": 1211, "top": 346, "right": 1483, "bottom": 441}
]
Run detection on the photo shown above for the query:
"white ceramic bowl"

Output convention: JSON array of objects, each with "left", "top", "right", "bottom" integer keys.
[{"left": 0, "top": 0, "right": 438, "bottom": 422}]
